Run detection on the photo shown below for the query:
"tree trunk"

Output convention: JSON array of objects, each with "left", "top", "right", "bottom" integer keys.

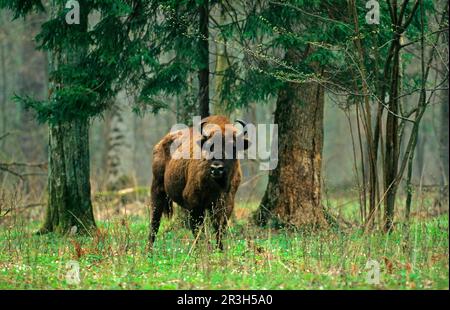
[
  {"left": 383, "top": 38, "right": 401, "bottom": 232},
  {"left": 256, "top": 50, "right": 327, "bottom": 229},
  {"left": 415, "top": 131, "right": 425, "bottom": 181},
  {"left": 39, "top": 118, "right": 96, "bottom": 234},
  {"left": 198, "top": 0, "right": 209, "bottom": 118},
  {"left": 212, "top": 7, "right": 229, "bottom": 116},
  {"left": 39, "top": 2, "right": 95, "bottom": 234},
  {"left": 105, "top": 90, "right": 134, "bottom": 191}
]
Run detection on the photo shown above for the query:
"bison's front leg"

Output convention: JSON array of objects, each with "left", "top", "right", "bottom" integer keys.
[
  {"left": 211, "top": 199, "right": 229, "bottom": 251},
  {"left": 212, "top": 214, "right": 227, "bottom": 251},
  {"left": 188, "top": 208, "right": 205, "bottom": 239}
]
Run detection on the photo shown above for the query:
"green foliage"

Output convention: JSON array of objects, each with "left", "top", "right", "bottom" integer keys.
[
  {"left": 0, "top": 0, "right": 440, "bottom": 120},
  {"left": 0, "top": 0, "right": 44, "bottom": 19},
  {"left": 2, "top": 0, "right": 162, "bottom": 123},
  {"left": 218, "top": 0, "right": 354, "bottom": 107},
  {"left": 218, "top": 0, "right": 438, "bottom": 109},
  {"left": 134, "top": 0, "right": 208, "bottom": 114}
]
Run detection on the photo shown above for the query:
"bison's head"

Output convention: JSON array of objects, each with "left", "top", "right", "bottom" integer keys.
[{"left": 198, "top": 119, "right": 251, "bottom": 185}]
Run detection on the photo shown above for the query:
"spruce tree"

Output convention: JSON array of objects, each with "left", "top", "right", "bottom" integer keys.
[{"left": 0, "top": 0, "right": 160, "bottom": 234}]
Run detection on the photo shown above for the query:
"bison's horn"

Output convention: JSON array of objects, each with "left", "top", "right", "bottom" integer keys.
[
  {"left": 235, "top": 119, "right": 248, "bottom": 129},
  {"left": 200, "top": 120, "right": 209, "bottom": 138},
  {"left": 235, "top": 119, "right": 248, "bottom": 137}
]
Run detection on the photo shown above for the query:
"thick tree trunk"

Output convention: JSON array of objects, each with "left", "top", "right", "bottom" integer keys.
[
  {"left": 39, "top": 3, "right": 95, "bottom": 234},
  {"left": 105, "top": 91, "right": 134, "bottom": 191},
  {"left": 256, "top": 51, "right": 327, "bottom": 228},
  {"left": 198, "top": 0, "right": 209, "bottom": 118},
  {"left": 39, "top": 118, "right": 96, "bottom": 234}
]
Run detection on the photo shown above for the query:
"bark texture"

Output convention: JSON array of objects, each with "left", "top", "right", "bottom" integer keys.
[
  {"left": 40, "top": 118, "right": 96, "bottom": 234},
  {"left": 256, "top": 51, "right": 327, "bottom": 228}
]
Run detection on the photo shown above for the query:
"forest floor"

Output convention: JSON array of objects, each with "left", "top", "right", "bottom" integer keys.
[{"left": 0, "top": 200, "right": 448, "bottom": 289}]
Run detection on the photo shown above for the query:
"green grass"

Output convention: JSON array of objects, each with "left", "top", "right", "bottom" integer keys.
[{"left": 0, "top": 206, "right": 448, "bottom": 289}]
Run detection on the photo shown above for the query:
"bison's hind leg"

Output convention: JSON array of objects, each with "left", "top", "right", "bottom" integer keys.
[{"left": 148, "top": 181, "right": 171, "bottom": 249}]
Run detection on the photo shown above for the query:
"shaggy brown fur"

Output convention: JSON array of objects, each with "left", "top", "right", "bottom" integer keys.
[{"left": 149, "top": 115, "right": 247, "bottom": 250}]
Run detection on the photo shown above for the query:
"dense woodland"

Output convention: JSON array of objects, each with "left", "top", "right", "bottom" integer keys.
[{"left": 0, "top": 0, "right": 448, "bottom": 289}]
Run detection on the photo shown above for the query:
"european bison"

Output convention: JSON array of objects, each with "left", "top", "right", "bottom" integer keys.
[{"left": 148, "top": 115, "right": 251, "bottom": 250}]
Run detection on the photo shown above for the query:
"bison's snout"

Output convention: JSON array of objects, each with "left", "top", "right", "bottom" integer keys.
[{"left": 210, "top": 161, "right": 225, "bottom": 179}]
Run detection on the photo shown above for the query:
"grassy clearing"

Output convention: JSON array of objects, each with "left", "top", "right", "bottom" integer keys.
[{"left": 0, "top": 201, "right": 448, "bottom": 290}]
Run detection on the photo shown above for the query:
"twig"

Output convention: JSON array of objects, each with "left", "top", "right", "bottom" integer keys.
[{"left": 0, "top": 132, "right": 10, "bottom": 141}]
